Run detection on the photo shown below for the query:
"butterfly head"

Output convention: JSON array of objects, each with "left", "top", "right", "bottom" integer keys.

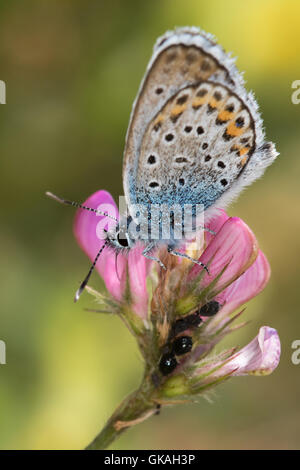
[{"left": 104, "top": 215, "right": 138, "bottom": 253}]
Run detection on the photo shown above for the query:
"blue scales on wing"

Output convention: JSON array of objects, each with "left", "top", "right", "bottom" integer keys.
[{"left": 122, "top": 27, "right": 277, "bottom": 218}]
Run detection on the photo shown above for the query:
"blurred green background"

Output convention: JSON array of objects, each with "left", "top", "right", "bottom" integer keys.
[{"left": 0, "top": 0, "right": 300, "bottom": 450}]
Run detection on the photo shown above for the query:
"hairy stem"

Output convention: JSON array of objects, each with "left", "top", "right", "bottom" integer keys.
[{"left": 85, "top": 375, "right": 156, "bottom": 450}]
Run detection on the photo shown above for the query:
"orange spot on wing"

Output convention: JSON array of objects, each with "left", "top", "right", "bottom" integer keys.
[
  {"left": 226, "top": 121, "right": 244, "bottom": 137},
  {"left": 154, "top": 113, "right": 164, "bottom": 125},
  {"left": 192, "top": 96, "right": 207, "bottom": 108},
  {"left": 241, "top": 156, "right": 248, "bottom": 166},
  {"left": 239, "top": 146, "right": 250, "bottom": 156},
  {"left": 209, "top": 98, "right": 220, "bottom": 109},
  {"left": 218, "top": 110, "right": 234, "bottom": 122},
  {"left": 170, "top": 104, "right": 186, "bottom": 116}
]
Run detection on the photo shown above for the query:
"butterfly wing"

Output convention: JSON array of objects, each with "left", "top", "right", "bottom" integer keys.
[{"left": 123, "top": 27, "right": 278, "bottom": 215}]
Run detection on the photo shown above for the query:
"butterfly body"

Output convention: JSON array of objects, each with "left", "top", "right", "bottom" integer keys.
[
  {"left": 104, "top": 212, "right": 194, "bottom": 267},
  {"left": 47, "top": 27, "right": 278, "bottom": 297},
  {"left": 123, "top": 27, "right": 277, "bottom": 228},
  {"left": 105, "top": 28, "right": 277, "bottom": 261}
]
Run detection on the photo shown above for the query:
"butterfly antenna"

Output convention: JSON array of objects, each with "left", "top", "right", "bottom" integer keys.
[
  {"left": 74, "top": 240, "right": 109, "bottom": 303},
  {"left": 46, "top": 191, "right": 118, "bottom": 222}
]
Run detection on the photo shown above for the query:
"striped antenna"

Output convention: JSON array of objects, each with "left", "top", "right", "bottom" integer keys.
[
  {"left": 45, "top": 191, "right": 118, "bottom": 222},
  {"left": 74, "top": 239, "right": 109, "bottom": 302}
]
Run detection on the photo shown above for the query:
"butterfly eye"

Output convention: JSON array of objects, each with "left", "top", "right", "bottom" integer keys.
[
  {"left": 159, "top": 353, "right": 177, "bottom": 376},
  {"left": 117, "top": 231, "right": 129, "bottom": 248},
  {"left": 172, "top": 336, "right": 193, "bottom": 356}
]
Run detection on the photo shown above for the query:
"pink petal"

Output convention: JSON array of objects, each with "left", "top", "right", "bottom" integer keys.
[
  {"left": 190, "top": 217, "right": 258, "bottom": 292},
  {"left": 73, "top": 190, "right": 126, "bottom": 301},
  {"left": 217, "top": 250, "right": 271, "bottom": 315},
  {"left": 222, "top": 326, "right": 281, "bottom": 376},
  {"left": 128, "top": 245, "right": 149, "bottom": 319},
  {"left": 204, "top": 209, "right": 230, "bottom": 246},
  {"left": 185, "top": 209, "right": 229, "bottom": 256},
  {"left": 73, "top": 190, "right": 149, "bottom": 318}
]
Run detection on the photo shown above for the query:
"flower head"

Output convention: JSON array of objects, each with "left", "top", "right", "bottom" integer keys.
[
  {"left": 74, "top": 190, "right": 280, "bottom": 404},
  {"left": 74, "top": 190, "right": 150, "bottom": 319}
]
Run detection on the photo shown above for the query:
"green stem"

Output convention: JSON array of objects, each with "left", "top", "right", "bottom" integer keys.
[{"left": 85, "top": 376, "right": 156, "bottom": 450}]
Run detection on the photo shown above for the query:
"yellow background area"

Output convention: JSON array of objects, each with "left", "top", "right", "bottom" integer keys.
[{"left": 0, "top": 0, "right": 300, "bottom": 449}]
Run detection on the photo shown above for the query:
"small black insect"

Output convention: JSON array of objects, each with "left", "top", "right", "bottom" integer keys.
[
  {"left": 198, "top": 300, "right": 220, "bottom": 316},
  {"left": 171, "top": 313, "right": 202, "bottom": 338},
  {"left": 159, "top": 301, "right": 220, "bottom": 376},
  {"left": 173, "top": 335, "right": 193, "bottom": 356},
  {"left": 159, "top": 352, "right": 178, "bottom": 376}
]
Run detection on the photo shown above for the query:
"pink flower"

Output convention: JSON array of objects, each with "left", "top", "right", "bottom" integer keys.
[
  {"left": 219, "top": 326, "right": 281, "bottom": 376},
  {"left": 189, "top": 326, "right": 280, "bottom": 395},
  {"left": 74, "top": 190, "right": 149, "bottom": 319},
  {"left": 190, "top": 215, "right": 258, "bottom": 292},
  {"left": 73, "top": 189, "right": 280, "bottom": 396}
]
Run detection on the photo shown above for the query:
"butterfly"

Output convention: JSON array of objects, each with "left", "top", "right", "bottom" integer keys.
[{"left": 47, "top": 27, "right": 278, "bottom": 300}]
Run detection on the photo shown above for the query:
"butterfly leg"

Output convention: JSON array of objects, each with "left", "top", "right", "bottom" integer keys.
[
  {"left": 142, "top": 243, "right": 166, "bottom": 270},
  {"left": 167, "top": 247, "right": 209, "bottom": 274}
]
